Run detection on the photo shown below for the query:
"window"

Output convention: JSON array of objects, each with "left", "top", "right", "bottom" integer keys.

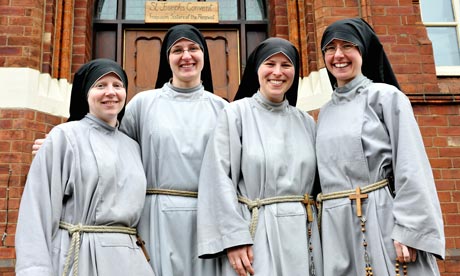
[
  {"left": 420, "top": 0, "right": 460, "bottom": 75},
  {"left": 93, "top": 0, "right": 267, "bottom": 64},
  {"left": 93, "top": 0, "right": 265, "bottom": 21},
  {"left": 96, "top": 0, "right": 117, "bottom": 20}
]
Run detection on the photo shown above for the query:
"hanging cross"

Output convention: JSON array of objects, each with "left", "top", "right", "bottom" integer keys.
[{"left": 349, "top": 187, "right": 368, "bottom": 217}]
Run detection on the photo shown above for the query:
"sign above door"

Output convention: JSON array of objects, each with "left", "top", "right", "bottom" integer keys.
[{"left": 145, "top": 1, "right": 219, "bottom": 23}]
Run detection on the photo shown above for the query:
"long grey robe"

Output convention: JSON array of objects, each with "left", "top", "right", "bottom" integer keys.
[
  {"left": 197, "top": 92, "right": 323, "bottom": 276},
  {"left": 120, "top": 83, "right": 228, "bottom": 276},
  {"left": 316, "top": 75, "right": 445, "bottom": 276},
  {"left": 15, "top": 114, "right": 154, "bottom": 276}
]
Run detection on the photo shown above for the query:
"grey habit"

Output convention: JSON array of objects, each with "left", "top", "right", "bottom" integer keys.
[
  {"left": 15, "top": 114, "right": 154, "bottom": 276},
  {"left": 120, "top": 82, "right": 228, "bottom": 276},
  {"left": 316, "top": 74, "right": 445, "bottom": 275},
  {"left": 197, "top": 92, "right": 323, "bottom": 275}
]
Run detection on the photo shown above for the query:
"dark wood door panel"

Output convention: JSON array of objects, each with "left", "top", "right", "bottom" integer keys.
[{"left": 123, "top": 29, "right": 240, "bottom": 102}]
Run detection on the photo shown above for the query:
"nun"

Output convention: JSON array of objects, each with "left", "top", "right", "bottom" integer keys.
[
  {"left": 15, "top": 59, "right": 154, "bottom": 276},
  {"left": 120, "top": 24, "right": 228, "bottom": 276},
  {"left": 197, "top": 37, "right": 323, "bottom": 276},
  {"left": 316, "top": 18, "right": 445, "bottom": 275}
]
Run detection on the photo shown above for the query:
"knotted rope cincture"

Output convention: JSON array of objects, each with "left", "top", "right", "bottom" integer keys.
[
  {"left": 59, "top": 221, "right": 137, "bottom": 276},
  {"left": 238, "top": 194, "right": 317, "bottom": 275},
  {"left": 146, "top": 188, "right": 198, "bottom": 198}
]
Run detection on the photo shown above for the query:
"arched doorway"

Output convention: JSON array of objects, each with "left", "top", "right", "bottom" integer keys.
[{"left": 93, "top": 0, "right": 268, "bottom": 101}]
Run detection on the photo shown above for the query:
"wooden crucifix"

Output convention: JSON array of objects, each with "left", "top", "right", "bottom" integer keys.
[{"left": 349, "top": 187, "right": 368, "bottom": 217}]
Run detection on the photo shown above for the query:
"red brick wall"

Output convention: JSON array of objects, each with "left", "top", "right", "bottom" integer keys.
[
  {"left": 42, "top": 0, "right": 57, "bottom": 74},
  {"left": 0, "top": 0, "right": 90, "bottom": 78},
  {"left": 439, "top": 78, "right": 460, "bottom": 94},
  {"left": 0, "top": 0, "right": 45, "bottom": 70},
  {"left": 311, "top": 0, "right": 440, "bottom": 94},
  {"left": 0, "top": 109, "right": 65, "bottom": 274},
  {"left": 72, "top": 0, "right": 93, "bottom": 74},
  {"left": 414, "top": 103, "right": 460, "bottom": 275},
  {"left": 268, "top": 0, "right": 289, "bottom": 39}
]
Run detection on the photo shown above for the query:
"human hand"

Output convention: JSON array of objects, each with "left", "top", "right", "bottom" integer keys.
[
  {"left": 394, "top": 240, "right": 417, "bottom": 263},
  {"left": 32, "top": 135, "right": 47, "bottom": 155},
  {"left": 227, "top": 245, "right": 255, "bottom": 276}
]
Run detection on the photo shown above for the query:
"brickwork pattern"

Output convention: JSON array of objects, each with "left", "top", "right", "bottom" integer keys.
[
  {"left": 42, "top": 0, "right": 57, "bottom": 74},
  {"left": 412, "top": 104, "right": 460, "bottom": 275},
  {"left": 0, "top": 0, "right": 45, "bottom": 70},
  {"left": 0, "top": 109, "right": 65, "bottom": 274},
  {"left": 0, "top": 0, "right": 90, "bottom": 78}
]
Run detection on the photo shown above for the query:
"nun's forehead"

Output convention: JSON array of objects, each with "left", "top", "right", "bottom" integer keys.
[
  {"left": 170, "top": 37, "right": 199, "bottom": 47},
  {"left": 91, "top": 71, "right": 123, "bottom": 84},
  {"left": 261, "top": 51, "right": 293, "bottom": 64},
  {"left": 323, "top": 38, "right": 357, "bottom": 47}
]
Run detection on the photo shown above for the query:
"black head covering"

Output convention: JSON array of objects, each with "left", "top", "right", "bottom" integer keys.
[
  {"left": 320, "top": 17, "right": 400, "bottom": 89},
  {"left": 234, "top": 37, "right": 299, "bottom": 106},
  {"left": 155, "top": 24, "right": 214, "bottom": 92},
  {"left": 68, "top": 58, "right": 128, "bottom": 122}
]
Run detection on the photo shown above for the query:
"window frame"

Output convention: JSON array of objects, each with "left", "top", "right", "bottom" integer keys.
[{"left": 421, "top": 0, "right": 460, "bottom": 76}]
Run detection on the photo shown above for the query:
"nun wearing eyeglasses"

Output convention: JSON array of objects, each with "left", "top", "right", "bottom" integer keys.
[
  {"left": 120, "top": 24, "right": 228, "bottom": 276},
  {"left": 197, "top": 37, "right": 323, "bottom": 276},
  {"left": 315, "top": 18, "right": 445, "bottom": 275},
  {"left": 15, "top": 59, "right": 154, "bottom": 276}
]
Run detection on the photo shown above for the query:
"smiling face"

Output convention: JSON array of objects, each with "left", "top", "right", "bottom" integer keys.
[
  {"left": 87, "top": 72, "right": 126, "bottom": 127},
  {"left": 257, "top": 53, "right": 295, "bottom": 103},
  {"left": 168, "top": 38, "right": 204, "bottom": 88},
  {"left": 324, "top": 39, "right": 362, "bottom": 87}
]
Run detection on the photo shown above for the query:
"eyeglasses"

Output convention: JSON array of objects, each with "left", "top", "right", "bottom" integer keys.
[
  {"left": 323, "top": 43, "right": 358, "bottom": 55},
  {"left": 170, "top": 45, "right": 202, "bottom": 56}
]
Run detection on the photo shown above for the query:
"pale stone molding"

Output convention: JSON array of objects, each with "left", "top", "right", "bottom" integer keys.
[
  {"left": 0, "top": 68, "right": 71, "bottom": 117},
  {"left": 297, "top": 67, "right": 333, "bottom": 112}
]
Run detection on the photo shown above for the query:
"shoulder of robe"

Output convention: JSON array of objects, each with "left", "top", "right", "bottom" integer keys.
[
  {"left": 128, "top": 88, "right": 162, "bottom": 105},
  {"left": 365, "top": 82, "right": 407, "bottom": 102}
]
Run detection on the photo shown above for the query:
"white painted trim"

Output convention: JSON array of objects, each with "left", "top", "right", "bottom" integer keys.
[
  {"left": 0, "top": 68, "right": 71, "bottom": 117},
  {"left": 435, "top": 66, "right": 460, "bottom": 76},
  {"left": 0, "top": 67, "right": 333, "bottom": 115}
]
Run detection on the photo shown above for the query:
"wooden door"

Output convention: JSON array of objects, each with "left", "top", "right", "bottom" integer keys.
[{"left": 124, "top": 29, "right": 240, "bottom": 102}]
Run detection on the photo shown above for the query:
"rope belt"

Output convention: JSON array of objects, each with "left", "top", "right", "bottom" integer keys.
[
  {"left": 238, "top": 194, "right": 314, "bottom": 239},
  {"left": 59, "top": 221, "right": 137, "bottom": 276},
  {"left": 317, "top": 179, "right": 389, "bottom": 202},
  {"left": 146, "top": 188, "right": 198, "bottom": 198},
  {"left": 316, "top": 179, "right": 389, "bottom": 224},
  {"left": 316, "top": 179, "right": 389, "bottom": 276}
]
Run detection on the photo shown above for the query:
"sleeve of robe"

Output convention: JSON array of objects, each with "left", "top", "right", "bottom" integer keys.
[
  {"left": 197, "top": 104, "right": 253, "bottom": 258},
  {"left": 375, "top": 84, "right": 445, "bottom": 259},
  {"left": 15, "top": 126, "right": 75, "bottom": 276}
]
